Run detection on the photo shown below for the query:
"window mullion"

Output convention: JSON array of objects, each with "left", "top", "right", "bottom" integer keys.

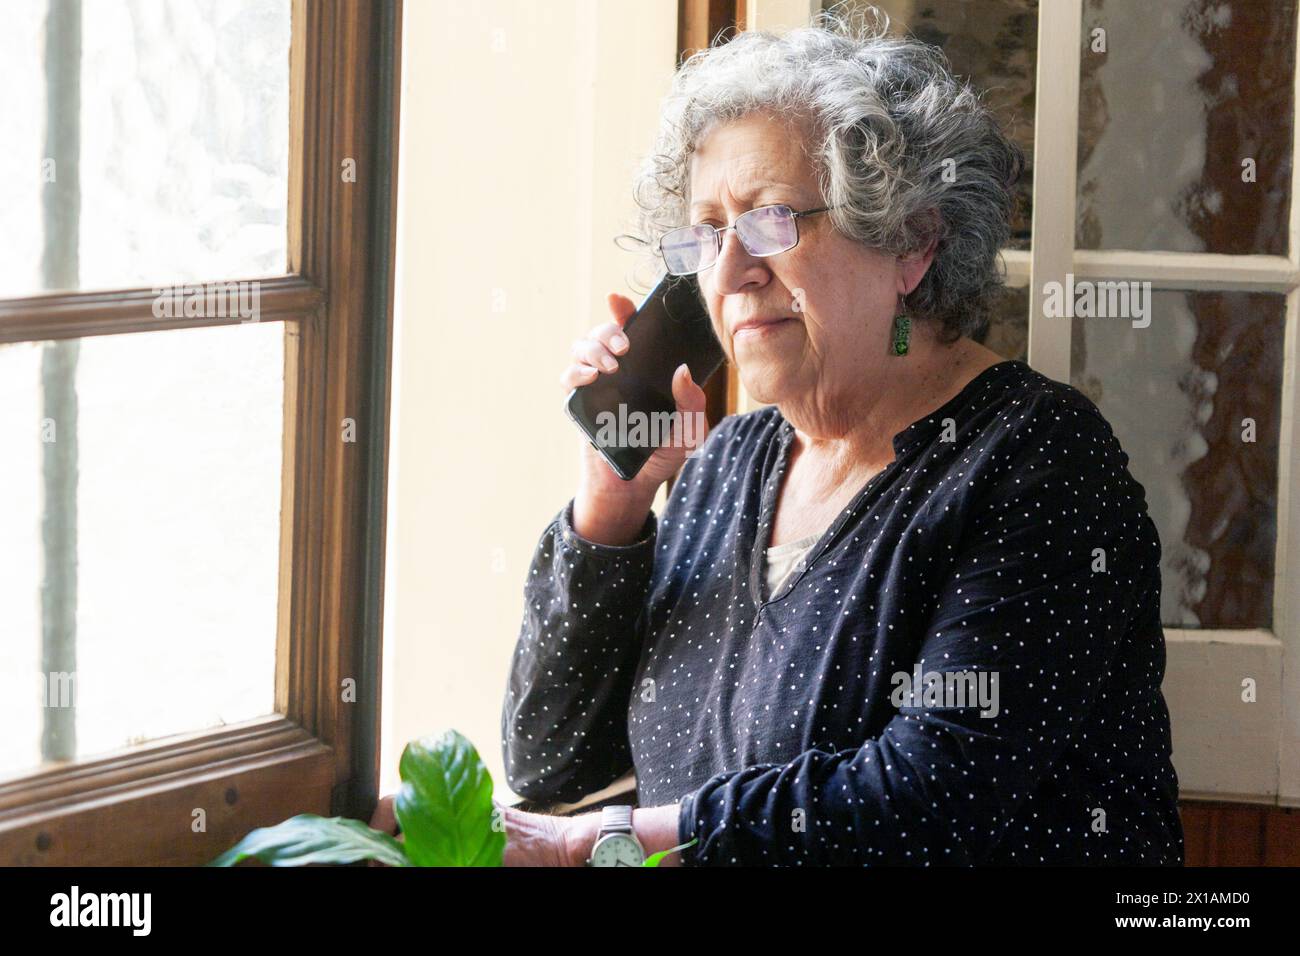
[
  {"left": 1266, "top": 7, "right": 1300, "bottom": 807},
  {"left": 1027, "top": 0, "right": 1083, "bottom": 382}
]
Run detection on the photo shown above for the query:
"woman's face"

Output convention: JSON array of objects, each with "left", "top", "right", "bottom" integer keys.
[{"left": 688, "top": 110, "right": 930, "bottom": 417}]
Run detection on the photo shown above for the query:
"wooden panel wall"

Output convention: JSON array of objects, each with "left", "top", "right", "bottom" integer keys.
[{"left": 1181, "top": 801, "right": 1300, "bottom": 866}]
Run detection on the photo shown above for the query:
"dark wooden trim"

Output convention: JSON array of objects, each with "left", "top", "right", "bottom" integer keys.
[
  {"left": 1180, "top": 799, "right": 1300, "bottom": 866},
  {"left": 679, "top": 0, "right": 709, "bottom": 60},
  {"left": 0, "top": 275, "right": 324, "bottom": 344},
  {"left": 678, "top": 0, "right": 745, "bottom": 421},
  {"left": 279, "top": 0, "right": 398, "bottom": 813},
  {"left": 679, "top": 0, "right": 744, "bottom": 61},
  {"left": 343, "top": 0, "right": 402, "bottom": 822}
]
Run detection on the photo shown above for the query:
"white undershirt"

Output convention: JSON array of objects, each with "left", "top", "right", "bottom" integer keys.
[{"left": 763, "top": 531, "right": 822, "bottom": 598}]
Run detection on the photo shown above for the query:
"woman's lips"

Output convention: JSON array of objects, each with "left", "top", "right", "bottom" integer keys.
[{"left": 733, "top": 317, "right": 797, "bottom": 338}]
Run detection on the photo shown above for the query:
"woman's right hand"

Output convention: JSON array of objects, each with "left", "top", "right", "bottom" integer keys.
[
  {"left": 369, "top": 793, "right": 398, "bottom": 836},
  {"left": 561, "top": 292, "right": 710, "bottom": 545},
  {"left": 366, "top": 793, "right": 403, "bottom": 866}
]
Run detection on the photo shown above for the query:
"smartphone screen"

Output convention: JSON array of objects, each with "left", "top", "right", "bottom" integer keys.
[{"left": 565, "top": 272, "right": 726, "bottom": 481}]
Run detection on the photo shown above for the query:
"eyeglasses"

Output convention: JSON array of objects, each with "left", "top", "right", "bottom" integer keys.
[{"left": 654, "top": 204, "right": 837, "bottom": 276}]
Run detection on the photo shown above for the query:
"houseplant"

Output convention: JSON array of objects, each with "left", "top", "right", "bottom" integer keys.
[
  {"left": 208, "top": 728, "right": 688, "bottom": 866},
  {"left": 209, "top": 728, "right": 502, "bottom": 866}
]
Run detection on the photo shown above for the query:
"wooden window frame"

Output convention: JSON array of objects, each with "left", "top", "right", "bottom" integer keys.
[
  {"left": 682, "top": 0, "right": 748, "bottom": 426},
  {"left": 0, "top": 0, "right": 403, "bottom": 865}
]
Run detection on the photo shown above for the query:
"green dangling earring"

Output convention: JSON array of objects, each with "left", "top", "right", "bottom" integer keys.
[{"left": 891, "top": 299, "right": 911, "bottom": 356}]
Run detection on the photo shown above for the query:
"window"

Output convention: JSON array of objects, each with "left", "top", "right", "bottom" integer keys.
[{"left": 0, "top": 0, "right": 401, "bottom": 865}]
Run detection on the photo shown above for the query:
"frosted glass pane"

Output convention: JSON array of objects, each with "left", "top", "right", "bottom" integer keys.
[
  {"left": 1077, "top": 0, "right": 1296, "bottom": 254},
  {"left": 0, "top": 0, "right": 291, "bottom": 298},
  {"left": 0, "top": 322, "right": 283, "bottom": 781},
  {"left": 1070, "top": 291, "right": 1282, "bottom": 628}
]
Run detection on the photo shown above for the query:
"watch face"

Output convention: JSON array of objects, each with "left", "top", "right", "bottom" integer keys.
[{"left": 588, "top": 833, "right": 645, "bottom": 867}]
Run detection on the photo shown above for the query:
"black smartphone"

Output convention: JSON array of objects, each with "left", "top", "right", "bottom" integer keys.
[{"left": 565, "top": 272, "right": 726, "bottom": 481}]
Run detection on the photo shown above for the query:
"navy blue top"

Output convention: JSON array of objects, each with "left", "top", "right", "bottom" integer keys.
[{"left": 502, "top": 360, "right": 1184, "bottom": 865}]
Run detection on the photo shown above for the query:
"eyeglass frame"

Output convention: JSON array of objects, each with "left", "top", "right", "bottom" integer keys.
[{"left": 652, "top": 203, "right": 840, "bottom": 276}]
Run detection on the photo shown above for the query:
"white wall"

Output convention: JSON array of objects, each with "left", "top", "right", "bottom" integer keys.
[{"left": 382, "top": 0, "right": 679, "bottom": 798}]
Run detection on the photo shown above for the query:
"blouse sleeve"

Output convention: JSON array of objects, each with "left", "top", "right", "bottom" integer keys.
[
  {"left": 500, "top": 498, "right": 657, "bottom": 804},
  {"left": 677, "top": 396, "right": 1165, "bottom": 865}
]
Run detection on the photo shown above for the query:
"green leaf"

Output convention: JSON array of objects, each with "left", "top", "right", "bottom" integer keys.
[
  {"left": 642, "top": 838, "right": 697, "bottom": 867},
  {"left": 207, "top": 814, "right": 412, "bottom": 867},
  {"left": 395, "top": 729, "right": 505, "bottom": 866}
]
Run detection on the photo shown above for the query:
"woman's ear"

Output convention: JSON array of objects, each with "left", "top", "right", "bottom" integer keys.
[
  {"left": 897, "top": 243, "right": 938, "bottom": 297},
  {"left": 896, "top": 209, "right": 942, "bottom": 295}
]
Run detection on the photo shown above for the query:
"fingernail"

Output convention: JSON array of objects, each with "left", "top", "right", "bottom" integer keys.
[
  {"left": 611, "top": 333, "right": 628, "bottom": 352},
  {"left": 601, "top": 356, "right": 618, "bottom": 372}
]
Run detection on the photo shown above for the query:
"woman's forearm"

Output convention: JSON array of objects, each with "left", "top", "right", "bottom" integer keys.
[
  {"left": 501, "top": 500, "right": 657, "bottom": 803},
  {"left": 634, "top": 804, "right": 684, "bottom": 866}
]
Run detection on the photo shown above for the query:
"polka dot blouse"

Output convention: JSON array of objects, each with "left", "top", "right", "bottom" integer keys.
[{"left": 502, "top": 360, "right": 1184, "bottom": 865}]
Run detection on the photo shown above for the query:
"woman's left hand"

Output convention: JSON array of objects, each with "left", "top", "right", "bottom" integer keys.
[{"left": 500, "top": 804, "right": 600, "bottom": 867}]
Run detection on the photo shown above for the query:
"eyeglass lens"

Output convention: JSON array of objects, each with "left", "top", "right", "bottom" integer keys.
[{"left": 661, "top": 205, "right": 800, "bottom": 275}]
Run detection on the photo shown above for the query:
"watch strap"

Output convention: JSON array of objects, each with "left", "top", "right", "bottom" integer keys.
[{"left": 598, "top": 804, "right": 634, "bottom": 836}]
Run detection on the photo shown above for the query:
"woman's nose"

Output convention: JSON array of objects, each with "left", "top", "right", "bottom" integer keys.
[{"left": 711, "top": 228, "right": 770, "bottom": 295}]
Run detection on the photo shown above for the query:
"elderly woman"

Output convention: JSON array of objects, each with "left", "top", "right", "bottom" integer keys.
[{"left": 498, "top": 12, "right": 1183, "bottom": 866}]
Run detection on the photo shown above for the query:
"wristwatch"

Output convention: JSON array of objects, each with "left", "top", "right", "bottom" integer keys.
[{"left": 586, "top": 805, "right": 645, "bottom": 867}]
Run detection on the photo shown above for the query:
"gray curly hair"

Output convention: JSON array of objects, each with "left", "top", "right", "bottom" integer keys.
[{"left": 626, "top": 3, "right": 1025, "bottom": 342}]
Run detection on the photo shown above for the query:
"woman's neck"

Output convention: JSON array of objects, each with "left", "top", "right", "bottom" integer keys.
[{"left": 778, "top": 330, "right": 1002, "bottom": 478}]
